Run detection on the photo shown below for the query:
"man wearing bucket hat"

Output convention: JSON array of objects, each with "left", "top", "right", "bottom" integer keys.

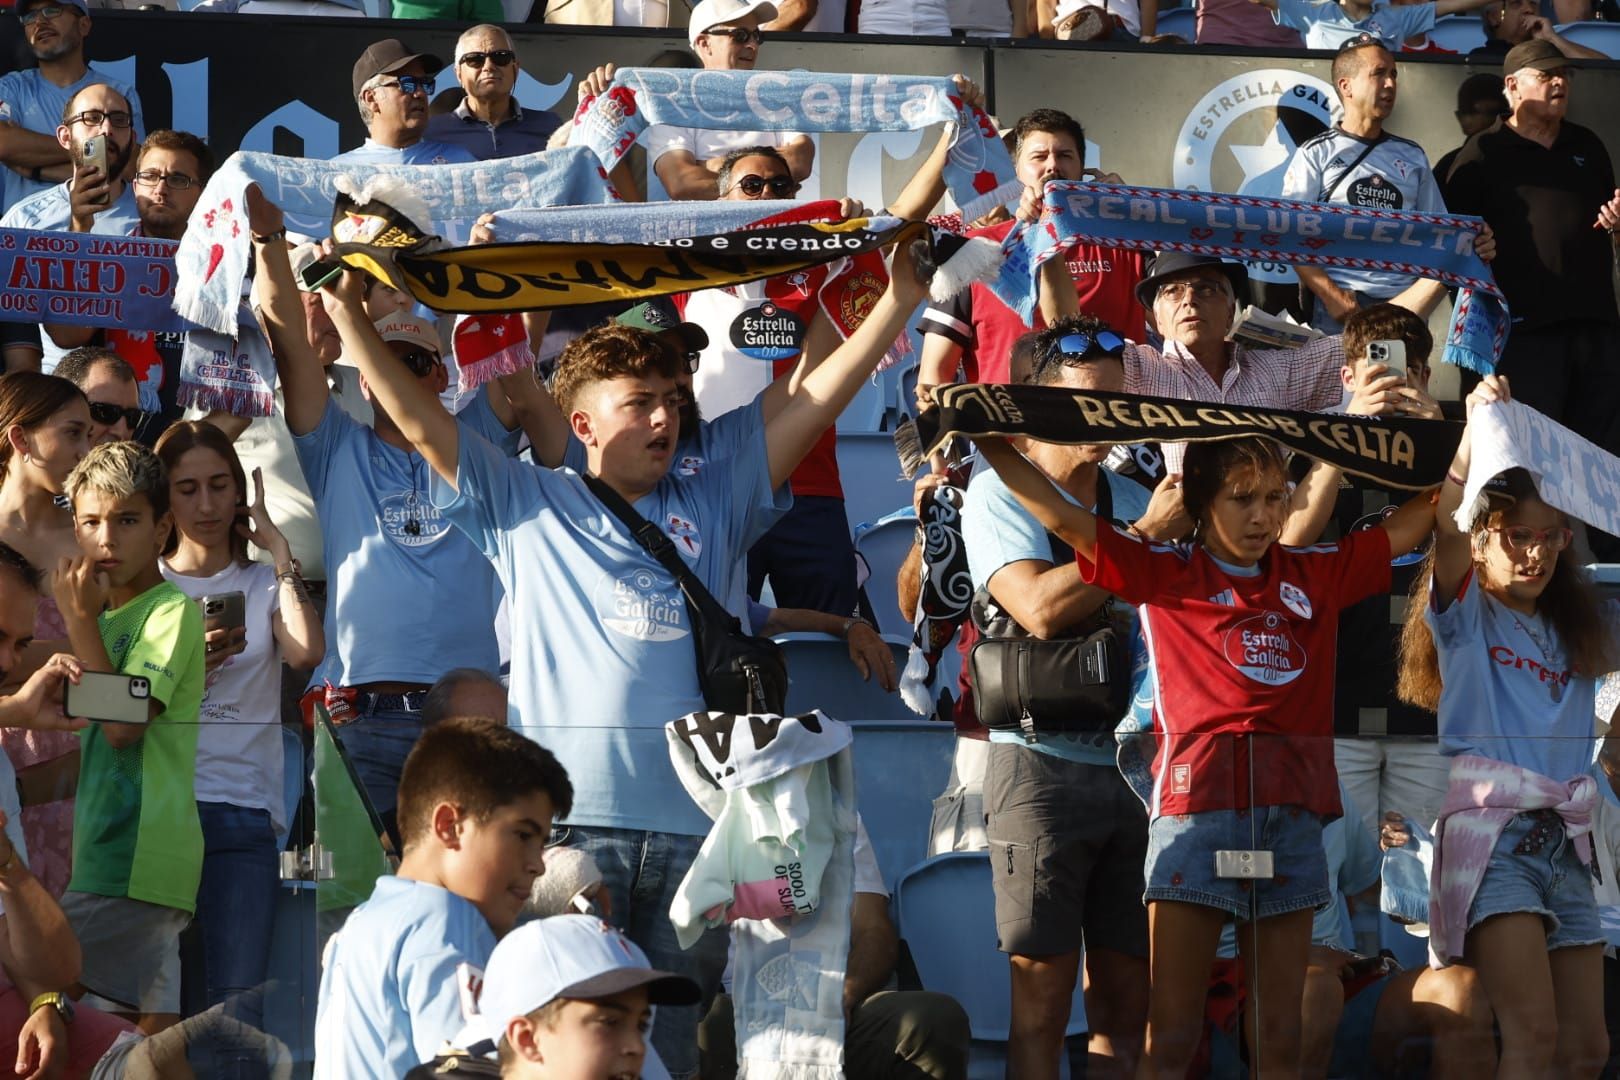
[
  {"left": 337, "top": 38, "right": 478, "bottom": 166},
  {"left": 646, "top": 0, "right": 814, "bottom": 200}
]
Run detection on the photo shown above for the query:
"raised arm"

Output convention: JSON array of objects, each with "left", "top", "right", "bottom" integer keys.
[
  {"left": 973, "top": 436, "right": 1100, "bottom": 559},
  {"left": 1378, "top": 488, "right": 1438, "bottom": 560},
  {"left": 323, "top": 269, "right": 463, "bottom": 489},
  {"left": 246, "top": 188, "right": 328, "bottom": 436},
  {"left": 1431, "top": 375, "right": 1511, "bottom": 610},
  {"left": 885, "top": 76, "right": 987, "bottom": 222},
  {"left": 764, "top": 243, "right": 929, "bottom": 488}
]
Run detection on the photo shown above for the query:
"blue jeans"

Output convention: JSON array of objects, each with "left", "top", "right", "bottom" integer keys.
[
  {"left": 552, "top": 825, "right": 730, "bottom": 1080},
  {"left": 333, "top": 706, "right": 425, "bottom": 849},
  {"left": 191, "top": 801, "right": 279, "bottom": 1080},
  {"left": 1467, "top": 809, "right": 1602, "bottom": 950}
]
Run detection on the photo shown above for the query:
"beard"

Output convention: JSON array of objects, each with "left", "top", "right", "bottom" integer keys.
[{"left": 679, "top": 398, "right": 701, "bottom": 436}]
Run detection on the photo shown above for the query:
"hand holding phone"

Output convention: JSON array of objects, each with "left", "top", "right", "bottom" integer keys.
[
  {"left": 1365, "top": 339, "right": 1407, "bottom": 378},
  {"left": 64, "top": 672, "right": 150, "bottom": 726},
  {"left": 79, "top": 134, "right": 110, "bottom": 207}
]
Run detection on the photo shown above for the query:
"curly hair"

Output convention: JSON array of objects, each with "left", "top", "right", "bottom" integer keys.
[{"left": 550, "top": 323, "right": 681, "bottom": 416}]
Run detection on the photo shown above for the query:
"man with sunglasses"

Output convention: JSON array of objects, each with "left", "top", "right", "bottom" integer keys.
[
  {"left": 1279, "top": 36, "right": 1449, "bottom": 333},
  {"left": 56, "top": 347, "right": 145, "bottom": 446},
  {"left": 44, "top": 130, "right": 212, "bottom": 444},
  {"left": 425, "top": 26, "right": 562, "bottom": 161},
  {"left": 648, "top": 0, "right": 814, "bottom": 201},
  {"left": 0, "top": 0, "right": 143, "bottom": 216},
  {"left": 1443, "top": 39, "right": 1620, "bottom": 559},
  {"left": 336, "top": 38, "right": 477, "bottom": 167}
]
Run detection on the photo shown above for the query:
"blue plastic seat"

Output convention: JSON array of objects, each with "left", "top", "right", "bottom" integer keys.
[
  {"left": 778, "top": 632, "right": 920, "bottom": 726},
  {"left": 839, "top": 372, "right": 887, "bottom": 433},
  {"left": 1156, "top": 6, "right": 1196, "bottom": 39},
  {"left": 836, "top": 432, "right": 913, "bottom": 536},
  {"left": 1554, "top": 21, "right": 1620, "bottom": 56},
  {"left": 855, "top": 517, "right": 919, "bottom": 637},
  {"left": 895, "top": 852, "right": 1086, "bottom": 1044},
  {"left": 1429, "top": 14, "right": 1486, "bottom": 51}
]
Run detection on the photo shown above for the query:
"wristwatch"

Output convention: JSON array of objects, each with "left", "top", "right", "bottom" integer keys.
[
  {"left": 839, "top": 616, "right": 869, "bottom": 639},
  {"left": 29, "top": 992, "right": 73, "bottom": 1026}
]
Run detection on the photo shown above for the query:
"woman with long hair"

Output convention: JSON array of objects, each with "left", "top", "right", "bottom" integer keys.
[
  {"left": 0, "top": 371, "right": 91, "bottom": 896},
  {"left": 1398, "top": 374, "right": 1618, "bottom": 1076},
  {"left": 155, "top": 421, "right": 322, "bottom": 1049}
]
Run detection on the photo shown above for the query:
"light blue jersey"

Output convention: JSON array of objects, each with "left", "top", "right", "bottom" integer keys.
[
  {"left": 0, "top": 67, "right": 145, "bottom": 213},
  {"left": 963, "top": 465, "right": 1151, "bottom": 765},
  {"left": 314, "top": 876, "right": 496, "bottom": 1079},
  {"left": 331, "top": 138, "right": 478, "bottom": 167},
  {"left": 432, "top": 418, "right": 789, "bottom": 837},
  {"left": 1274, "top": 0, "right": 1434, "bottom": 48},
  {"left": 295, "top": 394, "right": 517, "bottom": 688}
]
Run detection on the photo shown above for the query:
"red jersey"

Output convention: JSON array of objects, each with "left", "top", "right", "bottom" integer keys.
[
  {"left": 1082, "top": 524, "right": 1392, "bottom": 819},
  {"left": 919, "top": 218, "right": 1144, "bottom": 385}
]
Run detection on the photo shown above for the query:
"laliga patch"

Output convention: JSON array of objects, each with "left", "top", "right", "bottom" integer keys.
[
  {"left": 1278, "top": 581, "right": 1313, "bottom": 620},
  {"left": 1223, "top": 611, "right": 1307, "bottom": 686},
  {"left": 730, "top": 302, "right": 805, "bottom": 362},
  {"left": 1347, "top": 175, "right": 1403, "bottom": 211},
  {"left": 666, "top": 513, "right": 701, "bottom": 557},
  {"left": 456, "top": 962, "right": 485, "bottom": 1019}
]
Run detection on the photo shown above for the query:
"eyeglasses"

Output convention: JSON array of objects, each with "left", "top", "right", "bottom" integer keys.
[
  {"left": 458, "top": 50, "right": 516, "bottom": 68},
  {"left": 703, "top": 26, "right": 765, "bottom": 45},
  {"left": 1156, "top": 280, "right": 1227, "bottom": 304},
  {"left": 19, "top": 4, "right": 75, "bottom": 25},
  {"left": 1488, "top": 524, "right": 1574, "bottom": 553},
  {"left": 67, "top": 110, "right": 134, "bottom": 130},
  {"left": 1519, "top": 67, "right": 1574, "bottom": 83},
  {"left": 87, "top": 401, "right": 146, "bottom": 430},
  {"left": 374, "top": 75, "right": 436, "bottom": 97},
  {"left": 730, "top": 174, "right": 798, "bottom": 198},
  {"left": 133, "top": 169, "right": 198, "bottom": 190},
  {"left": 397, "top": 348, "right": 442, "bottom": 376}
]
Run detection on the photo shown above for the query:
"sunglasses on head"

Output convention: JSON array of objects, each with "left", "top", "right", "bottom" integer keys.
[
  {"left": 87, "top": 401, "right": 145, "bottom": 430},
  {"left": 397, "top": 348, "right": 442, "bottom": 376},
  {"left": 705, "top": 26, "right": 765, "bottom": 45},
  {"left": 459, "top": 50, "right": 516, "bottom": 68},
  {"left": 731, "top": 174, "right": 798, "bottom": 198},
  {"left": 1052, "top": 330, "right": 1126, "bottom": 358}
]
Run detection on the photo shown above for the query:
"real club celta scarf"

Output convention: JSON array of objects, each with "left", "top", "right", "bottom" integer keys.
[
  {"left": 173, "top": 146, "right": 618, "bottom": 335},
  {"left": 564, "top": 68, "right": 1016, "bottom": 222},
  {"left": 920, "top": 384, "right": 1464, "bottom": 490},
  {"left": 1456, "top": 399, "right": 1620, "bottom": 539},
  {"left": 993, "top": 181, "right": 1508, "bottom": 374},
  {"left": 335, "top": 196, "right": 930, "bottom": 317}
]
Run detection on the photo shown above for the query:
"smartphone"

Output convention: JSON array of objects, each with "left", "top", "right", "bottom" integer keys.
[
  {"left": 80, "top": 134, "right": 110, "bottom": 207},
  {"left": 64, "top": 671, "right": 150, "bottom": 725},
  {"left": 199, "top": 591, "right": 246, "bottom": 634},
  {"left": 1365, "top": 339, "right": 1407, "bottom": 376},
  {"left": 297, "top": 257, "right": 344, "bottom": 292}
]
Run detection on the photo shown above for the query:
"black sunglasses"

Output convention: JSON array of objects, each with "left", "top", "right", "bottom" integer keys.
[
  {"left": 459, "top": 50, "right": 516, "bottom": 68},
  {"left": 87, "top": 401, "right": 146, "bottom": 430},
  {"left": 397, "top": 348, "right": 443, "bottom": 376},
  {"left": 732, "top": 174, "right": 798, "bottom": 198},
  {"left": 705, "top": 26, "right": 765, "bottom": 45},
  {"left": 684, "top": 350, "right": 701, "bottom": 373}
]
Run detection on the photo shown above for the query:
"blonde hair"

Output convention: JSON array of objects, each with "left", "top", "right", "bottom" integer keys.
[{"left": 64, "top": 440, "right": 169, "bottom": 518}]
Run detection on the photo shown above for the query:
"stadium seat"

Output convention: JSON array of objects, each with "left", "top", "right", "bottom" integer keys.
[
  {"left": 1590, "top": 563, "right": 1620, "bottom": 604},
  {"left": 1157, "top": 6, "right": 1197, "bottom": 39},
  {"left": 855, "top": 517, "right": 919, "bottom": 637},
  {"left": 779, "top": 631, "right": 920, "bottom": 724},
  {"left": 1429, "top": 14, "right": 1486, "bottom": 52},
  {"left": 836, "top": 432, "right": 913, "bottom": 533},
  {"left": 895, "top": 852, "right": 1085, "bottom": 1067},
  {"left": 1555, "top": 21, "right": 1620, "bottom": 56},
  {"left": 840, "top": 371, "right": 887, "bottom": 432}
]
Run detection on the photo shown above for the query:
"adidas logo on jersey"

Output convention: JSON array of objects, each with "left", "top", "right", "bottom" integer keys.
[{"left": 1208, "top": 589, "right": 1237, "bottom": 607}]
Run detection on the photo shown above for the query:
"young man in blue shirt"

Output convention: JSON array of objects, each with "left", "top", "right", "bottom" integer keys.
[
  {"left": 327, "top": 243, "right": 928, "bottom": 1079},
  {"left": 335, "top": 39, "right": 477, "bottom": 167}
]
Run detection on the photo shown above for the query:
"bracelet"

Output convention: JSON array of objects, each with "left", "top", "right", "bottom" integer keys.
[
  {"left": 1445, "top": 468, "right": 1467, "bottom": 487},
  {"left": 251, "top": 228, "right": 287, "bottom": 244}
]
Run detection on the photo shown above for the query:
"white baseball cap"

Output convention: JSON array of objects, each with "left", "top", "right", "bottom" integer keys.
[
  {"left": 455, "top": 915, "right": 701, "bottom": 1050},
  {"left": 688, "top": 0, "right": 779, "bottom": 44},
  {"left": 372, "top": 312, "right": 440, "bottom": 356}
]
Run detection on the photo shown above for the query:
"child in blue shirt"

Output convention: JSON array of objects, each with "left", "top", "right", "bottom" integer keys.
[
  {"left": 1253, "top": 0, "right": 1494, "bottom": 48},
  {"left": 314, "top": 717, "right": 574, "bottom": 1078}
]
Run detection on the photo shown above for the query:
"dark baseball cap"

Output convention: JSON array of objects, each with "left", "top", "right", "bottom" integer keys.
[
  {"left": 353, "top": 38, "right": 445, "bottom": 99},
  {"left": 615, "top": 300, "right": 710, "bottom": 355},
  {"left": 1134, "top": 252, "right": 1249, "bottom": 310},
  {"left": 1502, "top": 39, "right": 1569, "bottom": 75}
]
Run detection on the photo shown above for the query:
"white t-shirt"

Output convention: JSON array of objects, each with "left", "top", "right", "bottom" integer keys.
[
  {"left": 858, "top": 0, "right": 951, "bottom": 34},
  {"left": 160, "top": 560, "right": 287, "bottom": 833},
  {"left": 687, "top": 283, "right": 781, "bottom": 421}
]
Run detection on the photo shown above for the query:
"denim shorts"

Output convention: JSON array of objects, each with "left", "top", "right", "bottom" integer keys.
[
  {"left": 1143, "top": 805, "right": 1330, "bottom": 921},
  {"left": 1465, "top": 809, "right": 1602, "bottom": 950}
]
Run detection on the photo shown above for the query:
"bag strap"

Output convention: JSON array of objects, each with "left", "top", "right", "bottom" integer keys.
[
  {"left": 581, "top": 474, "right": 739, "bottom": 630},
  {"left": 1319, "top": 132, "right": 1385, "bottom": 204}
]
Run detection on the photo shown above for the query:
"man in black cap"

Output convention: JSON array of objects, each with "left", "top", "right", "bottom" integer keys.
[
  {"left": 1434, "top": 73, "right": 1508, "bottom": 184},
  {"left": 1442, "top": 39, "right": 1620, "bottom": 556},
  {"left": 336, "top": 38, "right": 476, "bottom": 166}
]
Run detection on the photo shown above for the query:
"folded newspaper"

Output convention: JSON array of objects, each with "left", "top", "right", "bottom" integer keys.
[{"left": 1227, "top": 305, "right": 1325, "bottom": 350}]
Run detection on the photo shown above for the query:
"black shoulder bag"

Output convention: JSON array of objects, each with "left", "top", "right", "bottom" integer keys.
[
  {"left": 583, "top": 475, "right": 788, "bottom": 716},
  {"left": 969, "top": 476, "right": 1129, "bottom": 739}
]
